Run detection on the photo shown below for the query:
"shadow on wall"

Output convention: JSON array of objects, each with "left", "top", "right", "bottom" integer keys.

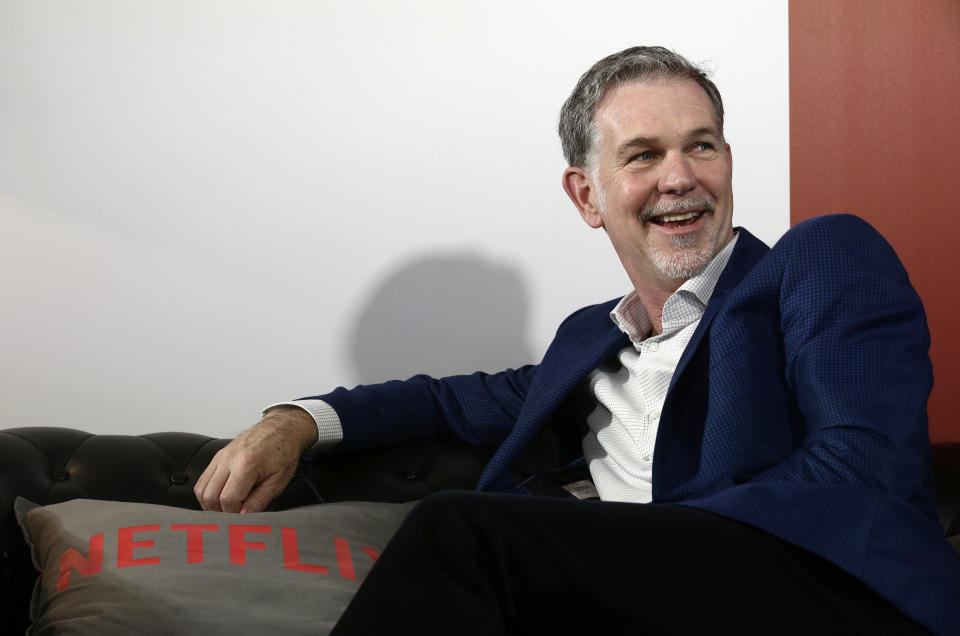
[{"left": 346, "top": 253, "right": 533, "bottom": 385}]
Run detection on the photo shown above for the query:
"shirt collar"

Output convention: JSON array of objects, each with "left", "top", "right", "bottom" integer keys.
[{"left": 609, "top": 232, "right": 739, "bottom": 343}]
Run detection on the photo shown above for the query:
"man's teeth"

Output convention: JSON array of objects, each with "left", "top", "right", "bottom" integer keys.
[{"left": 658, "top": 211, "right": 700, "bottom": 223}]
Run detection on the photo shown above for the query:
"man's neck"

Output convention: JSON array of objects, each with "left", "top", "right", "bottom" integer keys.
[
  {"left": 631, "top": 279, "right": 684, "bottom": 336},
  {"left": 626, "top": 231, "right": 740, "bottom": 335}
]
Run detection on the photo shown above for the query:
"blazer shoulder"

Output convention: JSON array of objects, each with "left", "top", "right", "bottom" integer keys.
[
  {"left": 774, "top": 214, "right": 895, "bottom": 256},
  {"left": 764, "top": 214, "right": 910, "bottom": 288},
  {"left": 555, "top": 297, "right": 623, "bottom": 332}
]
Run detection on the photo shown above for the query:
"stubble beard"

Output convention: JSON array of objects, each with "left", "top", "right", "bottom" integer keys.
[
  {"left": 647, "top": 230, "right": 716, "bottom": 280},
  {"left": 641, "top": 197, "right": 721, "bottom": 280}
]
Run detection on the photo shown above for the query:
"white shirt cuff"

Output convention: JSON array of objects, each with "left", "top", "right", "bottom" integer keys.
[{"left": 264, "top": 399, "right": 343, "bottom": 453}]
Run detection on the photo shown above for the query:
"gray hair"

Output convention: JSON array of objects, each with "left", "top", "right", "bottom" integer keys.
[{"left": 558, "top": 46, "right": 724, "bottom": 169}]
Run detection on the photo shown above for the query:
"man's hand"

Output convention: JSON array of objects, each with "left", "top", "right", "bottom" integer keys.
[{"left": 194, "top": 406, "right": 319, "bottom": 513}]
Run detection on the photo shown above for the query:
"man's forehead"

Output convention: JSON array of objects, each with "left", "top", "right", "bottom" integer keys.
[
  {"left": 594, "top": 78, "right": 718, "bottom": 129},
  {"left": 594, "top": 77, "right": 713, "bottom": 121}
]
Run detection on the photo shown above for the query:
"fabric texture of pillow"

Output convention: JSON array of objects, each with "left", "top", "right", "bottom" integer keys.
[{"left": 15, "top": 497, "right": 415, "bottom": 635}]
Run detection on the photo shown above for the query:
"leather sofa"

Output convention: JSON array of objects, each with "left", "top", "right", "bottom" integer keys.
[{"left": 2, "top": 426, "right": 958, "bottom": 633}]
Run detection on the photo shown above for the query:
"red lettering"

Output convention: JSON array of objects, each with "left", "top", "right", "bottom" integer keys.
[
  {"left": 117, "top": 525, "right": 162, "bottom": 568},
  {"left": 57, "top": 532, "right": 104, "bottom": 592},
  {"left": 334, "top": 536, "right": 355, "bottom": 579},
  {"left": 281, "top": 527, "right": 327, "bottom": 574},
  {"left": 170, "top": 524, "right": 219, "bottom": 564},
  {"left": 361, "top": 545, "right": 379, "bottom": 562},
  {"left": 55, "top": 524, "right": 381, "bottom": 587},
  {"left": 229, "top": 525, "right": 272, "bottom": 564}
]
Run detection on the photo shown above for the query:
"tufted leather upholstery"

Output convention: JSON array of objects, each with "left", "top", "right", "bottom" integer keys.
[{"left": 1, "top": 427, "right": 957, "bottom": 633}]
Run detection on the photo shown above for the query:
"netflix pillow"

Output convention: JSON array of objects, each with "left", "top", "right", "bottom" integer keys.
[{"left": 15, "top": 497, "right": 415, "bottom": 635}]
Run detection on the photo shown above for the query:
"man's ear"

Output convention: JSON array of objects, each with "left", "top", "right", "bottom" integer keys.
[{"left": 562, "top": 167, "right": 604, "bottom": 229}]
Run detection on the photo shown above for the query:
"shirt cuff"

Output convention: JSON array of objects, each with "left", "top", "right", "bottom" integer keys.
[{"left": 263, "top": 399, "right": 344, "bottom": 453}]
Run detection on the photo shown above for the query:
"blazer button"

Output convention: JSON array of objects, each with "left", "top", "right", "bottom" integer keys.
[{"left": 169, "top": 472, "right": 189, "bottom": 485}]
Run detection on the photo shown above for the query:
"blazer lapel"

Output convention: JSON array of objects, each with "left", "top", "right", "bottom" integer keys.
[
  {"left": 652, "top": 228, "right": 771, "bottom": 497},
  {"left": 667, "top": 228, "right": 770, "bottom": 395},
  {"left": 477, "top": 306, "right": 629, "bottom": 490}
]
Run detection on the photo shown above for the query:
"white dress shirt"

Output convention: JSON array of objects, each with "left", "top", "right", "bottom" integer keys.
[{"left": 584, "top": 234, "right": 738, "bottom": 502}]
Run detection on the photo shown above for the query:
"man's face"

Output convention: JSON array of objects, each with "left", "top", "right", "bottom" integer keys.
[{"left": 577, "top": 79, "right": 735, "bottom": 291}]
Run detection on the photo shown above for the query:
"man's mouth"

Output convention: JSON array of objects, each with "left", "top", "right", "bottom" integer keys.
[
  {"left": 650, "top": 211, "right": 703, "bottom": 227},
  {"left": 641, "top": 198, "right": 715, "bottom": 229}
]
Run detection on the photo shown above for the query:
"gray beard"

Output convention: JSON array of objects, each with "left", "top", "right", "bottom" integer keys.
[
  {"left": 648, "top": 232, "right": 714, "bottom": 280},
  {"left": 639, "top": 197, "right": 718, "bottom": 279}
]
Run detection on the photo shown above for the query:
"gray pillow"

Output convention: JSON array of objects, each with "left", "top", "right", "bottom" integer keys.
[{"left": 15, "top": 497, "right": 415, "bottom": 635}]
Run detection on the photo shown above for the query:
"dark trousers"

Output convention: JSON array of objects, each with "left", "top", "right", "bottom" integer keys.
[{"left": 330, "top": 491, "right": 927, "bottom": 635}]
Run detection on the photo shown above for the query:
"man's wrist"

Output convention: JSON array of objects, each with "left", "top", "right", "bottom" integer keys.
[
  {"left": 263, "top": 400, "right": 344, "bottom": 453},
  {"left": 262, "top": 405, "right": 319, "bottom": 449}
]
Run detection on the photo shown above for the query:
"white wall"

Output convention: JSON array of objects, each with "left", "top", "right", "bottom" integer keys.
[{"left": 0, "top": 0, "right": 789, "bottom": 437}]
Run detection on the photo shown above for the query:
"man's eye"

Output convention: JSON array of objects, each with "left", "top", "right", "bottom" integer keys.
[
  {"left": 693, "top": 142, "right": 715, "bottom": 152},
  {"left": 632, "top": 151, "right": 655, "bottom": 161}
]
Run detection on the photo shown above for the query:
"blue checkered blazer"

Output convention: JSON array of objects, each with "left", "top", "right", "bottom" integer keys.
[{"left": 319, "top": 214, "right": 960, "bottom": 634}]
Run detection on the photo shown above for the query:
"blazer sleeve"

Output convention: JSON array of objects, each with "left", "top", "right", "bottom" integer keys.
[
  {"left": 304, "top": 365, "right": 539, "bottom": 454},
  {"left": 750, "top": 214, "right": 936, "bottom": 513}
]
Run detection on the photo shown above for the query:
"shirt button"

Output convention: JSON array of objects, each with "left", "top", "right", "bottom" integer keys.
[
  {"left": 650, "top": 411, "right": 660, "bottom": 421},
  {"left": 647, "top": 342, "right": 659, "bottom": 352}
]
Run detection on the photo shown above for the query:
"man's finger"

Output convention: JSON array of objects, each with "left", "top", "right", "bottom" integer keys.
[
  {"left": 194, "top": 462, "right": 216, "bottom": 508},
  {"left": 218, "top": 468, "right": 261, "bottom": 514},
  {"left": 197, "top": 461, "right": 232, "bottom": 512},
  {"left": 240, "top": 480, "right": 283, "bottom": 514}
]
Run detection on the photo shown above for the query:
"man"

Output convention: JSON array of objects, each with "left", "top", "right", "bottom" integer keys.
[{"left": 195, "top": 47, "right": 960, "bottom": 634}]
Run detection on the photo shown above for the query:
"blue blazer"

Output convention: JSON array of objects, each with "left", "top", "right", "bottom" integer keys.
[{"left": 318, "top": 215, "right": 960, "bottom": 634}]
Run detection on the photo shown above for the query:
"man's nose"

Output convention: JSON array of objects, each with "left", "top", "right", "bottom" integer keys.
[{"left": 657, "top": 152, "right": 697, "bottom": 195}]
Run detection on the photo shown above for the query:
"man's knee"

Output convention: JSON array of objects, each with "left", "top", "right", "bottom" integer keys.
[
  {"left": 403, "top": 490, "right": 488, "bottom": 531},
  {"left": 379, "top": 490, "right": 501, "bottom": 566}
]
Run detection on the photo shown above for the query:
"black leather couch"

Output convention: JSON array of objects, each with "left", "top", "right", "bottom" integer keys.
[{"left": 2, "top": 427, "right": 958, "bottom": 633}]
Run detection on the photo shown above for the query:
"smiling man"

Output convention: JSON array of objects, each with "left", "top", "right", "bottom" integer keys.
[
  {"left": 562, "top": 77, "right": 735, "bottom": 333},
  {"left": 196, "top": 47, "right": 960, "bottom": 635}
]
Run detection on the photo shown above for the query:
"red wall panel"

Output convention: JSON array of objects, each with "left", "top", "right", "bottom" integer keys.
[{"left": 790, "top": 0, "right": 960, "bottom": 442}]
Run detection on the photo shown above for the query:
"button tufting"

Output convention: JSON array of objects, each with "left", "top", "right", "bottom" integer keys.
[
  {"left": 402, "top": 469, "right": 418, "bottom": 481},
  {"left": 51, "top": 469, "right": 69, "bottom": 481},
  {"left": 169, "top": 472, "right": 189, "bottom": 485}
]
